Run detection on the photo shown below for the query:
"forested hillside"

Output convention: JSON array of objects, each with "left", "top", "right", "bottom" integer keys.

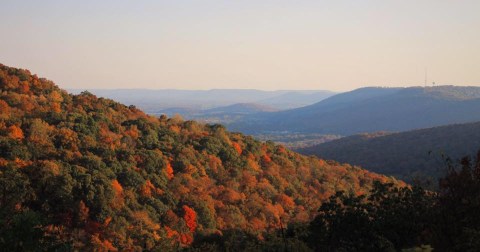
[
  {"left": 0, "top": 64, "right": 399, "bottom": 251},
  {"left": 229, "top": 86, "right": 480, "bottom": 135},
  {"left": 299, "top": 122, "right": 480, "bottom": 183}
]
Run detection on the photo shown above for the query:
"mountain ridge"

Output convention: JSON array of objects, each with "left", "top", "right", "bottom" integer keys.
[
  {"left": 298, "top": 121, "right": 480, "bottom": 183},
  {"left": 229, "top": 85, "right": 480, "bottom": 135}
]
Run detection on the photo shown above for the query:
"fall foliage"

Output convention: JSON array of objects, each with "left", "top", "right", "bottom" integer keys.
[{"left": 0, "top": 64, "right": 403, "bottom": 250}]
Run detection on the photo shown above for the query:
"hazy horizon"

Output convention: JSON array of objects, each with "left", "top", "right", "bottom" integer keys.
[{"left": 1, "top": 1, "right": 479, "bottom": 92}]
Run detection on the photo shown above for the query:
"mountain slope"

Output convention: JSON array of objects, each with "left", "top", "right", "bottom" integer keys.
[
  {"left": 0, "top": 64, "right": 399, "bottom": 250},
  {"left": 229, "top": 86, "right": 480, "bottom": 135},
  {"left": 298, "top": 122, "right": 480, "bottom": 182}
]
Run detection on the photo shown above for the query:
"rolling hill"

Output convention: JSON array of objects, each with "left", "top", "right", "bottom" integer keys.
[
  {"left": 229, "top": 86, "right": 480, "bottom": 136},
  {"left": 298, "top": 121, "right": 480, "bottom": 183},
  {"left": 69, "top": 89, "right": 336, "bottom": 114},
  {"left": 158, "top": 102, "right": 278, "bottom": 118},
  {"left": 0, "top": 64, "right": 399, "bottom": 250}
]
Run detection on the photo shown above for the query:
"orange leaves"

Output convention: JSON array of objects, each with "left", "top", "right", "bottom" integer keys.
[
  {"left": 182, "top": 205, "right": 197, "bottom": 232},
  {"left": 140, "top": 180, "right": 162, "bottom": 197},
  {"left": 221, "top": 188, "right": 245, "bottom": 204},
  {"left": 0, "top": 100, "right": 10, "bottom": 116},
  {"left": 179, "top": 233, "right": 194, "bottom": 245},
  {"left": 49, "top": 90, "right": 64, "bottom": 103},
  {"left": 98, "top": 124, "right": 121, "bottom": 149},
  {"left": 0, "top": 158, "right": 7, "bottom": 167},
  {"left": 124, "top": 125, "right": 139, "bottom": 139},
  {"left": 277, "top": 194, "right": 296, "bottom": 210},
  {"left": 276, "top": 145, "right": 287, "bottom": 155},
  {"left": 51, "top": 102, "right": 62, "bottom": 113},
  {"left": 8, "top": 125, "right": 24, "bottom": 139},
  {"left": 169, "top": 124, "right": 181, "bottom": 134},
  {"left": 232, "top": 142, "right": 242, "bottom": 155},
  {"left": 165, "top": 162, "right": 174, "bottom": 180},
  {"left": 262, "top": 154, "right": 272, "bottom": 164},
  {"left": 264, "top": 203, "right": 285, "bottom": 223},
  {"left": 56, "top": 127, "right": 79, "bottom": 150},
  {"left": 208, "top": 155, "right": 222, "bottom": 173},
  {"left": 90, "top": 234, "right": 118, "bottom": 252},
  {"left": 78, "top": 200, "right": 89, "bottom": 223},
  {"left": 141, "top": 180, "right": 154, "bottom": 197},
  {"left": 13, "top": 158, "right": 31, "bottom": 168},
  {"left": 241, "top": 171, "right": 258, "bottom": 189},
  {"left": 111, "top": 180, "right": 123, "bottom": 196},
  {"left": 247, "top": 155, "right": 261, "bottom": 172},
  {"left": 318, "top": 159, "right": 326, "bottom": 166},
  {"left": 164, "top": 226, "right": 179, "bottom": 238},
  {"left": 111, "top": 179, "right": 124, "bottom": 209},
  {"left": 250, "top": 217, "right": 267, "bottom": 230}
]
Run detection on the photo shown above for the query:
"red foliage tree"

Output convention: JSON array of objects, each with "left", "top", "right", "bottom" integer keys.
[{"left": 182, "top": 205, "right": 197, "bottom": 232}]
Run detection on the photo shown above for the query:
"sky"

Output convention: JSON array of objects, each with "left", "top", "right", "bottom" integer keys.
[{"left": 0, "top": 1, "right": 479, "bottom": 92}]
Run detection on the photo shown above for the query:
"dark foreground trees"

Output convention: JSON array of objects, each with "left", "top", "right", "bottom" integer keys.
[{"left": 309, "top": 152, "right": 480, "bottom": 251}]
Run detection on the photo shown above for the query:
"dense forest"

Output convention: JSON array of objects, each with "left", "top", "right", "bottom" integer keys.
[
  {"left": 0, "top": 64, "right": 400, "bottom": 250},
  {"left": 299, "top": 123, "right": 480, "bottom": 184}
]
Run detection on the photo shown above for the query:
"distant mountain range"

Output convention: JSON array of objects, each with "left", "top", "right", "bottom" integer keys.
[
  {"left": 228, "top": 86, "right": 480, "bottom": 135},
  {"left": 68, "top": 89, "right": 335, "bottom": 113},
  {"left": 298, "top": 121, "right": 480, "bottom": 183}
]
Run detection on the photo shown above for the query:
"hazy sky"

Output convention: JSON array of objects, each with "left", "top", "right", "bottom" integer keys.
[{"left": 1, "top": 1, "right": 479, "bottom": 91}]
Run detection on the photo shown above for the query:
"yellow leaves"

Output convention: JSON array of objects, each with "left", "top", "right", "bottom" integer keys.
[
  {"left": 132, "top": 211, "right": 160, "bottom": 230},
  {"left": 49, "top": 90, "right": 64, "bottom": 103},
  {"left": 40, "top": 160, "right": 61, "bottom": 176},
  {"left": 247, "top": 154, "right": 261, "bottom": 172},
  {"left": 28, "top": 119, "right": 54, "bottom": 141}
]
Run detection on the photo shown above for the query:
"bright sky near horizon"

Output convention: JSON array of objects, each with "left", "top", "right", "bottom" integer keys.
[{"left": 0, "top": 1, "right": 479, "bottom": 92}]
